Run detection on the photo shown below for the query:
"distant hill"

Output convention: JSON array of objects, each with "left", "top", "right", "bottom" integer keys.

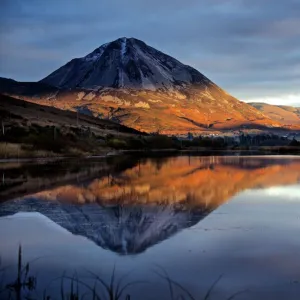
[
  {"left": 249, "top": 102, "right": 300, "bottom": 125},
  {"left": 278, "top": 105, "right": 300, "bottom": 118}
]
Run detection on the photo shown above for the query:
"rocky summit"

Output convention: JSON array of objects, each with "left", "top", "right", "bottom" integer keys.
[{"left": 41, "top": 37, "right": 211, "bottom": 91}]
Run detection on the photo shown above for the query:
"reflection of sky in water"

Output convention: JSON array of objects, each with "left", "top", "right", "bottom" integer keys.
[
  {"left": 1, "top": 189, "right": 300, "bottom": 299},
  {"left": 1, "top": 157, "right": 300, "bottom": 299}
]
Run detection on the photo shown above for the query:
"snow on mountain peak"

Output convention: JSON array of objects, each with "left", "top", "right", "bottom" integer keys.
[
  {"left": 84, "top": 43, "right": 109, "bottom": 62},
  {"left": 40, "top": 37, "right": 209, "bottom": 91}
]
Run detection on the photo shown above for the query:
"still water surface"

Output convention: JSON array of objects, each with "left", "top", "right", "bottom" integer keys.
[{"left": 0, "top": 155, "right": 300, "bottom": 299}]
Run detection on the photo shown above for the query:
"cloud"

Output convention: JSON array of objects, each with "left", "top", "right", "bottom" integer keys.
[
  {"left": 242, "top": 184, "right": 300, "bottom": 202},
  {"left": 244, "top": 94, "right": 300, "bottom": 107},
  {"left": 0, "top": 0, "right": 299, "bottom": 104},
  {"left": 264, "top": 185, "right": 300, "bottom": 200}
]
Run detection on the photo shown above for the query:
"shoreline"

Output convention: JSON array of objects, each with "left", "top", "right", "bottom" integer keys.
[{"left": 1, "top": 147, "right": 299, "bottom": 163}]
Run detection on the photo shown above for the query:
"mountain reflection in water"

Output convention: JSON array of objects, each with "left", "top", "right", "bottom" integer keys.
[{"left": 1, "top": 156, "right": 300, "bottom": 255}]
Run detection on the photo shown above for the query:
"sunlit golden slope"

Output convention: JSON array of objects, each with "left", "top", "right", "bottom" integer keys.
[
  {"left": 25, "top": 88, "right": 282, "bottom": 134},
  {"left": 0, "top": 77, "right": 281, "bottom": 135}
]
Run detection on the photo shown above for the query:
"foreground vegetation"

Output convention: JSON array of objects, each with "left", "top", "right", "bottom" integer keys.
[
  {"left": 0, "top": 246, "right": 246, "bottom": 300},
  {"left": 1, "top": 131, "right": 300, "bottom": 159}
]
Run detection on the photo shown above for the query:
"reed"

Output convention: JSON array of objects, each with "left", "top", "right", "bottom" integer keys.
[{"left": 0, "top": 246, "right": 247, "bottom": 300}]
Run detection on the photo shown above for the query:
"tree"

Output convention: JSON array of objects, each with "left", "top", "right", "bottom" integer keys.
[
  {"left": 187, "top": 132, "right": 193, "bottom": 141},
  {"left": 290, "top": 139, "right": 300, "bottom": 146},
  {"left": 1, "top": 121, "right": 5, "bottom": 136}
]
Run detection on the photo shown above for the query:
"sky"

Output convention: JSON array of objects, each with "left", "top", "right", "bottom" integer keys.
[{"left": 1, "top": 0, "right": 300, "bottom": 106}]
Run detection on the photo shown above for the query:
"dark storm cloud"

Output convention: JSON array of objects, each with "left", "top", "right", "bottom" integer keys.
[{"left": 1, "top": 0, "right": 300, "bottom": 104}]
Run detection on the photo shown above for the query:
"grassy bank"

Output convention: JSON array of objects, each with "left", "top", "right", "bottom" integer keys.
[{"left": 0, "top": 142, "right": 58, "bottom": 159}]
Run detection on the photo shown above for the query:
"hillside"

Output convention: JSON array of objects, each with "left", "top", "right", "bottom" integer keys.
[
  {"left": 0, "top": 93, "right": 141, "bottom": 136},
  {"left": 249, "top": 102, "right": 300, "bottom": 126},
  {"left": 278, "top": 105, "right": 300, "bottom": 118},
  {"left": 0, "top": 37, "right": 281, "bottom": 135},
  {"left": 0, "top": 93, "right": 144, "bottom": 157}
]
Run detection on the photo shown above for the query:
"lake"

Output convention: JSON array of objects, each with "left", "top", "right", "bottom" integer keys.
[{"left": 0, "top": 155, "right": 300, "bottom": 300}]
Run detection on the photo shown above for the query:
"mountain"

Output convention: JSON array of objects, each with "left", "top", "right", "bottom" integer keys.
[
  {"left": 41, "top": 37, "right": 209, "bottom": 91},
  {"left": 249, "top": 102, "right": 300, "bottom": 125},
  {"left": 0, "top": 38, "right": 282, "bottom": 134}
]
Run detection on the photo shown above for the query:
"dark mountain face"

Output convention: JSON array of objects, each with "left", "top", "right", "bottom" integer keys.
[
  {"left": 41, "top": 37, "right": 211, "bottom": 91},
  {"left": 0, "top": 197, "right": 210, "bottom": 255}
]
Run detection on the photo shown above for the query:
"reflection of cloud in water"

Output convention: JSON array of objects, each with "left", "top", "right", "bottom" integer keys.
[
  {"left": 264, "top": 185, "right": 300, "bottom": 200},
  {"left": 242, "top": 185, "right": 300, "bottom": 201}
]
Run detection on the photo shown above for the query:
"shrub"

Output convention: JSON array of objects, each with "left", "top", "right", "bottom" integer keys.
[
  {"left": 289, "top": 139, "right": 300, "bottom": 146},
  {"left": 126, "top": 137, "right": 146, "bottom": 149},
  {"left": 107, "top": 138, "right": 128, "bottom": 149},
  {"left": 146, "top": 135, "right": 174, "bottom": 149}
]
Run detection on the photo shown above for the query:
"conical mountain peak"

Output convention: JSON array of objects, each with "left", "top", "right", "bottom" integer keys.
[{"left": 41, "top": 37, "right": 208, "bottom": 90}]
